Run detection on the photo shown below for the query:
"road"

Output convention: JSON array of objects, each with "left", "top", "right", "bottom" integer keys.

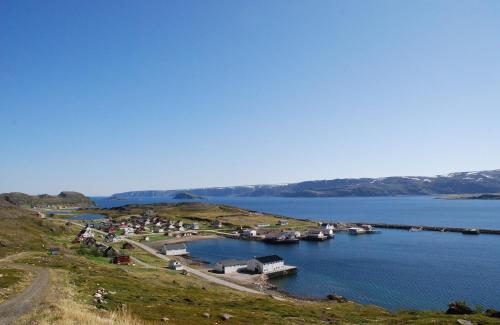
[
  {"left": 122, "top": 238, "right": 263, "bottom": 294},
  {"left": 0, "top": 264, "right": 50, "bottom": 325},
  {"left": 55, "top": 218, "right": 263, "bottom": 295}
]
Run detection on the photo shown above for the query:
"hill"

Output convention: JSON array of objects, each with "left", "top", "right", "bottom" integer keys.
[
  {"left": 1, "top": 203, "right": 499, "bottom": 324},
  {"left": 173, "top": 192, "right": 204, "bottom": 200},
  {"left": 0, "top": 191, "right": 95, "bottom": 208},
  {"left": 111, "top": 169, "right": 500, "bottom": 198}
]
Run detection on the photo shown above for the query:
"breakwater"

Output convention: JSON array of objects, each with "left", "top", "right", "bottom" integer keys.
[{"left": 353, "top": 222, "right": 500, "bottom": 235}]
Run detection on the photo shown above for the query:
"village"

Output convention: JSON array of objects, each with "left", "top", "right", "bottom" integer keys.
[{"left": 58, "top": 206, "right": 383, "bottom": 293}]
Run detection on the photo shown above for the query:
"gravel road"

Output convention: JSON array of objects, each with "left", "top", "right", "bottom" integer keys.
[{"left": 0, "top": 264, "right": 50, "bottom": 325}]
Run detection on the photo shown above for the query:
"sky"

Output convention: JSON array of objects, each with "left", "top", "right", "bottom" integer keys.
[{"left": 1, "top": 0, "right": 500, "bottom": 196}]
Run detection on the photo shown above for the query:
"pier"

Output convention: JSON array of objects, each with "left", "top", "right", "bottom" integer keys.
[{"left": 352, "top": 222, "right": 500, "bottom": 235}]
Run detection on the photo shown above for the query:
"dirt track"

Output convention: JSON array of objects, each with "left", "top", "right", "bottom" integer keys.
[{"left": 0, "top": 264, "right": 50, "bottom": 325}]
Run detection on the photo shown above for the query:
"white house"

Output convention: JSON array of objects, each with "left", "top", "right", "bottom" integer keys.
[
  {"left": 247, "top": 255, "right": 285, "bottom": 274},
  {"left": 281, "top": 230, "right": 301, "bottom": 239},
  {"left": 124, "top": 227, "right": 135, "bottom": 236},
  {"left": 278, "top": 219, "right": 289, "bottom": 226},
  {"left": 81, "top": 227, "right": 94, "bottom": 239},
  {"left": 214, "top": 259, "right": 248, "bottom": 274},
  {"left": 191, "top": 223, "right": 200, "bottom": 230},
  {"left": 321, "top": 223, "right": 335, "bottom": 230},
  {"left": 212, "top": 220, "right": 223, "bottom": 228},
  {"left": 169, "top": 260, "right": 183, "bottom": 270},
  {"left": 242, "top": 229, "right": 257, "bottom": 237},
  {"left": 159, "top": 243, "right": 188, "bottom": 256},
  {"left": 322, "top": 228, "right": 334, "bottom": 237}
]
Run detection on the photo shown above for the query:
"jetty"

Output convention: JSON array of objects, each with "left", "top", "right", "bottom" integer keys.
[{"left": 352, "top": 222, "right": 500, "bottom": 235}]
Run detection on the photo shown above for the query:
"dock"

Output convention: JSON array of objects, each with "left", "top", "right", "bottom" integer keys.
[
  {"left": 352, "top": 222, "right": 500, "bottom": 235},
  {"left": 266, "top": 265, "right": 297, "bottom": 278}
]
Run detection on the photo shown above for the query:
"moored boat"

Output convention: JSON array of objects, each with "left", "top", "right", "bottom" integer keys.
[
  {"left": 462, "top": 228, "right": 480, "bottom": 235},
  {"left": 263, "top": 237, "right": 300, "bottom": 244},
  {"left": 361, "top": 224, "right": 381, "bottom": 234},
  {"left": 348, "top": 227, "right": 366, "bottom": 235},
  {"left": 303, "top": 229, "right": 329, "bottom": 241}
]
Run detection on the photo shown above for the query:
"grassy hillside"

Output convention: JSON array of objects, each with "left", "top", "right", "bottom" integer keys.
[
  {"left": 1, "top": 204, "right": 499, "bottom": 324},
  {"left": 0, "top": 203, "right": 56, "bottom": 257},
  {"left": 0, "top": 191, "right": 94, "bottom": 208},
  {"left": 83, "top": 202, "right": 314, "bottom": 229}
]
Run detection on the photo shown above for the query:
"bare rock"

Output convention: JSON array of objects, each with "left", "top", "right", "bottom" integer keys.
[
  {"left": 161, "top": 317, "right": 169, "bottom": 322},
  {"left": 326, "top": 294, "right": 348, "bottom": 303},
  {"left": 456, "top": 320, "right": 473, "bottom": 325},
  {"left": 221, "top": 313, "right": 233, "bottom": 321},
  {"left": 202, "top": 312, "right": 210, "bottom": 318}
]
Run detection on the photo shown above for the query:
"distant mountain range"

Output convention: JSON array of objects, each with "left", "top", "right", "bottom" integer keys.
[{"left": 111, "top": 169, "right": 500, "bottom": 199}]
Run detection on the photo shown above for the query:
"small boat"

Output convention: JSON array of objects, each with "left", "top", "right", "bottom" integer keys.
[
  {"left": 462, "top": 228, "right": 480, "bottom": 235},
  {"left": 263, "top": 236, "right": 300, "bottom": 244},
  {"left": 409, "top": 227, "right": 423, "bottom": 232},
  {"left": 361, "top": 225, "right": 381, "bottom": 234},
  {"left": 348, "top": 227, "right": 366, "bottom": 235},
  {"left": 302, "top": 229, "right": 329, "bottom": 241}
]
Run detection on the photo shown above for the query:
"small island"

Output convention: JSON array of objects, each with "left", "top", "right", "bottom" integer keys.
[
  {"left": 442, "top": 193, "right": 500, "bottom": 200},
  {"left": 172, "top": 192, "right": 204, "bottom": 200}
]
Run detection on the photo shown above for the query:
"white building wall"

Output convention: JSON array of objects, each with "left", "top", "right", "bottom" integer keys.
[
  {"left": 247, "top": 259, "right": 284, "bottom": 274},
  {"left": 161, "top": 247, "right": 187, "bottom": 256},
  {"left": 262, "top": 261, "right": 284, "bottom": 273},
  {"left": 224, "top": 264, "right": 246, "bottom": 274}
]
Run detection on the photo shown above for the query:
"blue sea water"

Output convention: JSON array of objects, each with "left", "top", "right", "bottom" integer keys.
[
  {"left": 92, "top": 196, "right": 500, "bottom": 310},
  {"left": 187, "top": 233, "right": 500, "bottom": 311},
  {"left": 93, "top": 195, "right": 500, "bottom": 228}
]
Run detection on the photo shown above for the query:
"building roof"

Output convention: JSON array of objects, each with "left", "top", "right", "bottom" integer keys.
[
  {"left": 162, "top": 243, "right": 186, "bottom": 250},
  {"left": 216, "top": 259, "right": 248, "bottom": 267},
  {"left": 255, "top": 255, "right": 283, "bottom": 264}
]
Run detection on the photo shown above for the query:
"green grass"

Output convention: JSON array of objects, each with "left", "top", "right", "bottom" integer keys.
[
  {"left": 80, "top": 202, "right": 316, "bottom": 229},
  {"left": 0, "top": 268, "right": 26, "bottom": 289},
  {"left": 3, "top": 204, "right": 500, "bottom": 324},
  {"left": 18, "top": 251, "right": 500, "bottom": 324}
]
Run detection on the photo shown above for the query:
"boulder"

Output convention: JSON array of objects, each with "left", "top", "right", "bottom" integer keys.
[
  {"left": 161, "top": 317, "right": 169, "bottom": 322},
  {"left": 456, "top": 320, "right": 473, "bottom": 325},
  {"left": 220, "top": 313, "right": 233, "bottom": 321},
  {"left": 202, "top": 312, "right": 210, "bottom": 318},
  {"left": 326, "top": 294, "right": 348, "bottom": 303}
]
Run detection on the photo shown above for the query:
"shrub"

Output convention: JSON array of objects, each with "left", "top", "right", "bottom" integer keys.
[
  {"left": 446, "top": 301, "right": 473, "bottom": 315},
  {"left": 485, "top": 309, "right": 500, "bottom": 318}
]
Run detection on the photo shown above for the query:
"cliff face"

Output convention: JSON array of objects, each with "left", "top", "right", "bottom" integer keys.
[
  {"left": 0, "top": 191, "right": 94, "bottom": 208},
  {"left": 111, "top": 169, "right": 500, "bottom": 198}
]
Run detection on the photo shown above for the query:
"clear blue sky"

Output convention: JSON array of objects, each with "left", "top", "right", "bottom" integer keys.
[{"left": 1, "top": 0, "right": 499, "bottom": 196}]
